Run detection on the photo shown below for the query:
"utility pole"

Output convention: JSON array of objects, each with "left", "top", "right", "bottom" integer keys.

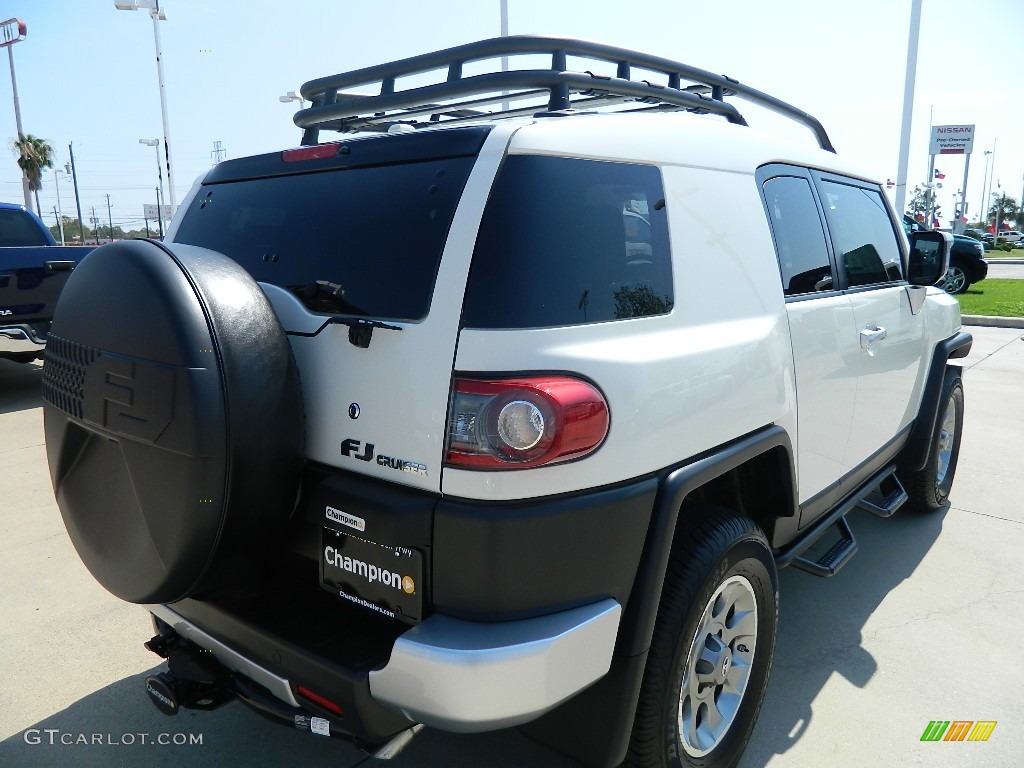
[
  {"left": 68, "top": 143, "right": 85, "bottom": 245},
  {"left": 155, "top": 186, "right": 164, "bottom": 238},
  {"left": 211, "top": 140, "right": 226, "bottom": 163},
  {"left": 106, "top": 194, "right": 114, "bottom": 241},
  {"left": 91, "top": 206, "right": 99, "bottom": 244},
  {"left": 144, "top": 214, "right": 151, "bottom": 238}
]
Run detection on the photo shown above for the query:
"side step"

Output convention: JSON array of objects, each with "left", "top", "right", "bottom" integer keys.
[
  {"left": 855, "top": 470, "right": 907, "bottom": 518},
  {"left": 791, "top": 517, "right": 857, "bottom": 577}
]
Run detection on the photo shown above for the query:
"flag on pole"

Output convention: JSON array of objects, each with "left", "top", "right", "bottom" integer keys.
[{"left": 934, "top": 169, "right": 946, "bottom": 180}]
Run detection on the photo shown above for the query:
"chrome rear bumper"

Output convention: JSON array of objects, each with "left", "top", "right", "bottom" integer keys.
[{"left": 0, "top": 325, "right": 46, "bottom": 355}]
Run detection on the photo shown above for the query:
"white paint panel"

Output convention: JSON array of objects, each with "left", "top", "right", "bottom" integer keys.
[
  {"left": 845, "top": 286, "right": 927, "bottom": 471},
  {"left": 445, "top": 164, "right": 794, "bottom": 501}
]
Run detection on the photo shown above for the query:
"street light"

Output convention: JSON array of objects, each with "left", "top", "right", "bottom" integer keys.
[
  {"left": 139, "top": 138, "right": 164, "bottom": 236},
  {"left": 53, "top": 167, "right": 71, "bottom": 245},
  {"left": 115, "top": 0, "right": 177, "bottom": 214},
  {"left": 1, "top": 18, "right": 31, "bottom": 212},
  {"left": 279, "top": 91, "right": 305, "bottom": 106},
  {"left": 980, "top": 148, "right": 993, "bottom": 227}
]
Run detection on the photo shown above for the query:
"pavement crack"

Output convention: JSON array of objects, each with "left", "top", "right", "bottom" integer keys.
[
  {"left": 963, "top": 334, "right": 1024, "bottom": 370},
  {"left": 950, "top": 505, "right": 1024, "bottom": 526}
]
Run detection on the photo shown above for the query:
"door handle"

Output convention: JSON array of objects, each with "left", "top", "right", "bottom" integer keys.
[
  {"left": 859, "top": 325, "right": 887, "bottom": 354},
  {"left": 45, "top": 260, "right": 77, "bottom": 272}
]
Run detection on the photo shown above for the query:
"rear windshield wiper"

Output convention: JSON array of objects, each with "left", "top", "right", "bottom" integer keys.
[{"left": 287, "top": 280, "right": 401, "bottom": 348}]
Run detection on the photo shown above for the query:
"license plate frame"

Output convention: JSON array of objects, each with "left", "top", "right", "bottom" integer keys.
[{"left": 320, "top": 528, "right": 423, "bottom": 624}]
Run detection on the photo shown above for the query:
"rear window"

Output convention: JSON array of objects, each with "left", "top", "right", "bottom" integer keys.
[
  {"left": 173, "top": 156, "right": 476, "bottom": 321},
  {"left": 461, "top": 156, "right": 672, "bottom": 329},
  {"left": 0, "top": 208, "right": 51, "bottom": 247}
]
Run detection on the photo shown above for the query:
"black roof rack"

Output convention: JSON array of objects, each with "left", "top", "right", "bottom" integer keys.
[{"left": 295, "top": 35, "right": 835, "bottom": 153}]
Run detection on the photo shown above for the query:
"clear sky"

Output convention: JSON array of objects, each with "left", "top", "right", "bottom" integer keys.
[{"left": 0, "top": 0, "right": 1021, "bottom": 236}]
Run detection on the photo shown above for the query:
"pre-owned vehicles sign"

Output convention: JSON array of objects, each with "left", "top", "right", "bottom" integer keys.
[{"left": 930, "top": 124, "right": 975, "bottom": 155}]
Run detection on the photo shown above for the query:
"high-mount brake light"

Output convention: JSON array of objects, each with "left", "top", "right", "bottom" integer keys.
[
  {"left": 446, "top": 377, "right": 609, "bottom": 469},
  {"left": 281, "top": 144, "right": 340, "bottom": 163}
]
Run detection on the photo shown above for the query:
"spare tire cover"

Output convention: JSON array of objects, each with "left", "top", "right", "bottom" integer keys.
[{"left": 42, "top": 239, "right": 304, "bottom": 604}]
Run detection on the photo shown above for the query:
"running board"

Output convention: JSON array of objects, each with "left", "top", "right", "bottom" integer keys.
[
  {"left": 791, "top": 517, "right": 857, "bottom": 577},
  {"left": 855, "top": 470, "right": 907, "bottom": 518}
]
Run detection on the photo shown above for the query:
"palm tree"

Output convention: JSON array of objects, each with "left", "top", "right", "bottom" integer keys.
[{"left": 13, "top": 133, "right": 55, "bottom": 215}]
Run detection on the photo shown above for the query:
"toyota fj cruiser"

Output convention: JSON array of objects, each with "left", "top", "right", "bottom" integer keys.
[{"left": 42, "top": 36, "right": 968, "bottom": 768}]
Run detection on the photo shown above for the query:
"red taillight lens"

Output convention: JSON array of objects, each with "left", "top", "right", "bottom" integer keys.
[
  {"left": 445, "top": 376, "right": 609, "bottom": 469},
  {"left": 281, "top": 144, "right": 340, "bottom": 163}
]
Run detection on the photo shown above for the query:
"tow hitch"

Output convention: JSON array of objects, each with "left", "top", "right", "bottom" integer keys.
[{"left": 143, "top": 633, "right": 235, "bottom": 716}]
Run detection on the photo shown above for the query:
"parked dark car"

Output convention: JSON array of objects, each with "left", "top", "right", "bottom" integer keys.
[
  {"left": 0, "top": 203, "right": 96, "bottom": 362},
  {"left": 943, "top": 234, "right": 988, "bottom": 294},
  {"left": 901, "top": 216, "right": 986, "bottom": 294}
]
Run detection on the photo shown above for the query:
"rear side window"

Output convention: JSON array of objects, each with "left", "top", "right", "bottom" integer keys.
[
  {"left": 0, "top": 208, "right": 51, "bottom": 246},
  {"left": 461, "top": 156, "right": 672, "bottom": 329},
  {"left": 820, "top": 181, "right": 903, "bottom": 287},
  {"left": 174, "top": 157, "right": 476, "bottom": 321},
  {"left": 762, "top": 176, "right": 834, "bottom": 296}
]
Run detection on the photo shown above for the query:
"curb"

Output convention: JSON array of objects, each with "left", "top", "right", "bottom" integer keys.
[{"left": 962, "top": 315, "right": 1024, "bottom": 329}]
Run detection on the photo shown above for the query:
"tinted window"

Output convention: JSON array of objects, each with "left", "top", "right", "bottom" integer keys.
[
  {"left": 762, "top": 176, "right": 833, "bottom": 296},
  {"left": 820, "top": 181, "right": 903, "bottom": 287},
  {"left": 174, "top": 157, "right": 476, "bottom": 321},
  {"left": 0, "top": 208, "right": 51, "bottom": 246},
  {"left": 461, "top": 156, "right": 672, "bottom": 329}
]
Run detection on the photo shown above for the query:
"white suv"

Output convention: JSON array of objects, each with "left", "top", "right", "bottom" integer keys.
[{"left": 41, "top": 36, "right": 968, "bottom": 768}]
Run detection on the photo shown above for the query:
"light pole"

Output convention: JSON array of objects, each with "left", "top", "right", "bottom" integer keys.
[
  {"left": 980, "top": 149, "right": 992, "bottom": 225},
  {"left": 139, "top": 138, "right": 164, "bottom": 235},
  {"left": 1, "top": 18, "right": 31, "bottom": 212},
  {"left": 115, "top": 1, "right": 177, "bottom": 213},
  {"left": 53, "top": 167, "right": 71, "bottom": 245},
  {"left": 279, "top": 91, "right": 305, "bottom": 107}
]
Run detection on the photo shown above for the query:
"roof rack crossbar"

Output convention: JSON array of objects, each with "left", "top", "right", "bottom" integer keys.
[{"left": 295, "top": 35, "right": 834, "bottom": 152}]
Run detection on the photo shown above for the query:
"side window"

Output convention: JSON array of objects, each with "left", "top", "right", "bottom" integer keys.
[
  {"left": 762, "top": 176, "right": 833, "bottom": 297},
  {"left": 461, "top": 156, "right": 672, "bottom": 329},
  {"left": 820, "top": 181, "right": 903, "bottom": 287}
]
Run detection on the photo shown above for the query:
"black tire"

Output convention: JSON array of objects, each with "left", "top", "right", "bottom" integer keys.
[
  {"left": 903, "top": 372, "right": 964, "bottom": 513},
  {"left": 42, "top": 239, "right": 304, "bottom": 604},
  {"left": 625, "top": 505, "right": 778, "bottom": 768}
]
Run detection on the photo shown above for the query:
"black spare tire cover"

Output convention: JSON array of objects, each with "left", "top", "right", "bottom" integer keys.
[{"left": 41, "top": 239, "right": 304, "bottom": 604}]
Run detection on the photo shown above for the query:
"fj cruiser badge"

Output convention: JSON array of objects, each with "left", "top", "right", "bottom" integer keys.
[{"left": 340, "top": 438, "right": 428, "bottom": 476}]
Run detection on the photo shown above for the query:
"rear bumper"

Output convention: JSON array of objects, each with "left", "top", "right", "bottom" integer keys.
[
  {"left": 368, "top": 599, "right": 620, "bottom": 731},
  {"left": 0, "top": 324, "right": 46, "bottom": 355},
  {"left": 148, "top": 596, "right": 620, "bottom": 737}
]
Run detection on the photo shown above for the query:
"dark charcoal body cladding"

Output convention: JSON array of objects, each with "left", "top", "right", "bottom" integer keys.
[{"left": 42, "top": 239, "right": 304, "bottom": 604}]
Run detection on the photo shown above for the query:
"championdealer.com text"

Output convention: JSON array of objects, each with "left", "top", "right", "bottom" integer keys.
[{"left": 23, "top": 729, "right": 203, "bottom": 746}]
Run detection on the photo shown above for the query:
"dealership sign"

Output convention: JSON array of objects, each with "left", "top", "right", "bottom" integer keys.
[{"left": 929, "top": 124, "right": 975, "bottom": 155}]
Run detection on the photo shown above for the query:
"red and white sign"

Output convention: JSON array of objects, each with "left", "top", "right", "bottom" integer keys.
[{"left": 929, "top": 124, "right": 975, "bottom": 155}]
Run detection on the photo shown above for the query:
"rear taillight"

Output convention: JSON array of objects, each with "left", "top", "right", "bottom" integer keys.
[
  {"left": 445, "top": 376, "right": 609, "bottom": 469},
  {"left": 281, "top": 144, "right": 340, "bottom": 162}
]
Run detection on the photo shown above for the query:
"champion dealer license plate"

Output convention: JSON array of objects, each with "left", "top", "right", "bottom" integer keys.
[{"left": 320, "top": 528, "right": 423, "bottom": 624}]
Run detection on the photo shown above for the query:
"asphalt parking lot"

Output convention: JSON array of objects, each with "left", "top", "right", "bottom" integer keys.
[{"left": 1, "top": 325, "right": 1022, "bottom": 768}]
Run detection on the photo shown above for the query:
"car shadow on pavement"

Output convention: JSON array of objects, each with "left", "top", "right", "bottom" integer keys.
[
  {"left": 1, "top": 507, "right": 946, "bottom": 768},
  {"left": 0, "top": 360, "right": 43, "bottom": 415},
  {"left": 738, "top": 504, "right": 948, "bottom": 768},
  {"left": 2, "top": 667, "right": 579, "bottom": 768}
]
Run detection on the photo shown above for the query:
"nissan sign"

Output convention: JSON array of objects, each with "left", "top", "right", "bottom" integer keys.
[{"left": 929, "top": 124, "right": 975, "bottom": 155}]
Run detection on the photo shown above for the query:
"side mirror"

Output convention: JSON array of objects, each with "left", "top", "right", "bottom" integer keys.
[{"left": 907, "top": 230, "right": 952, "bottom": 286}]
